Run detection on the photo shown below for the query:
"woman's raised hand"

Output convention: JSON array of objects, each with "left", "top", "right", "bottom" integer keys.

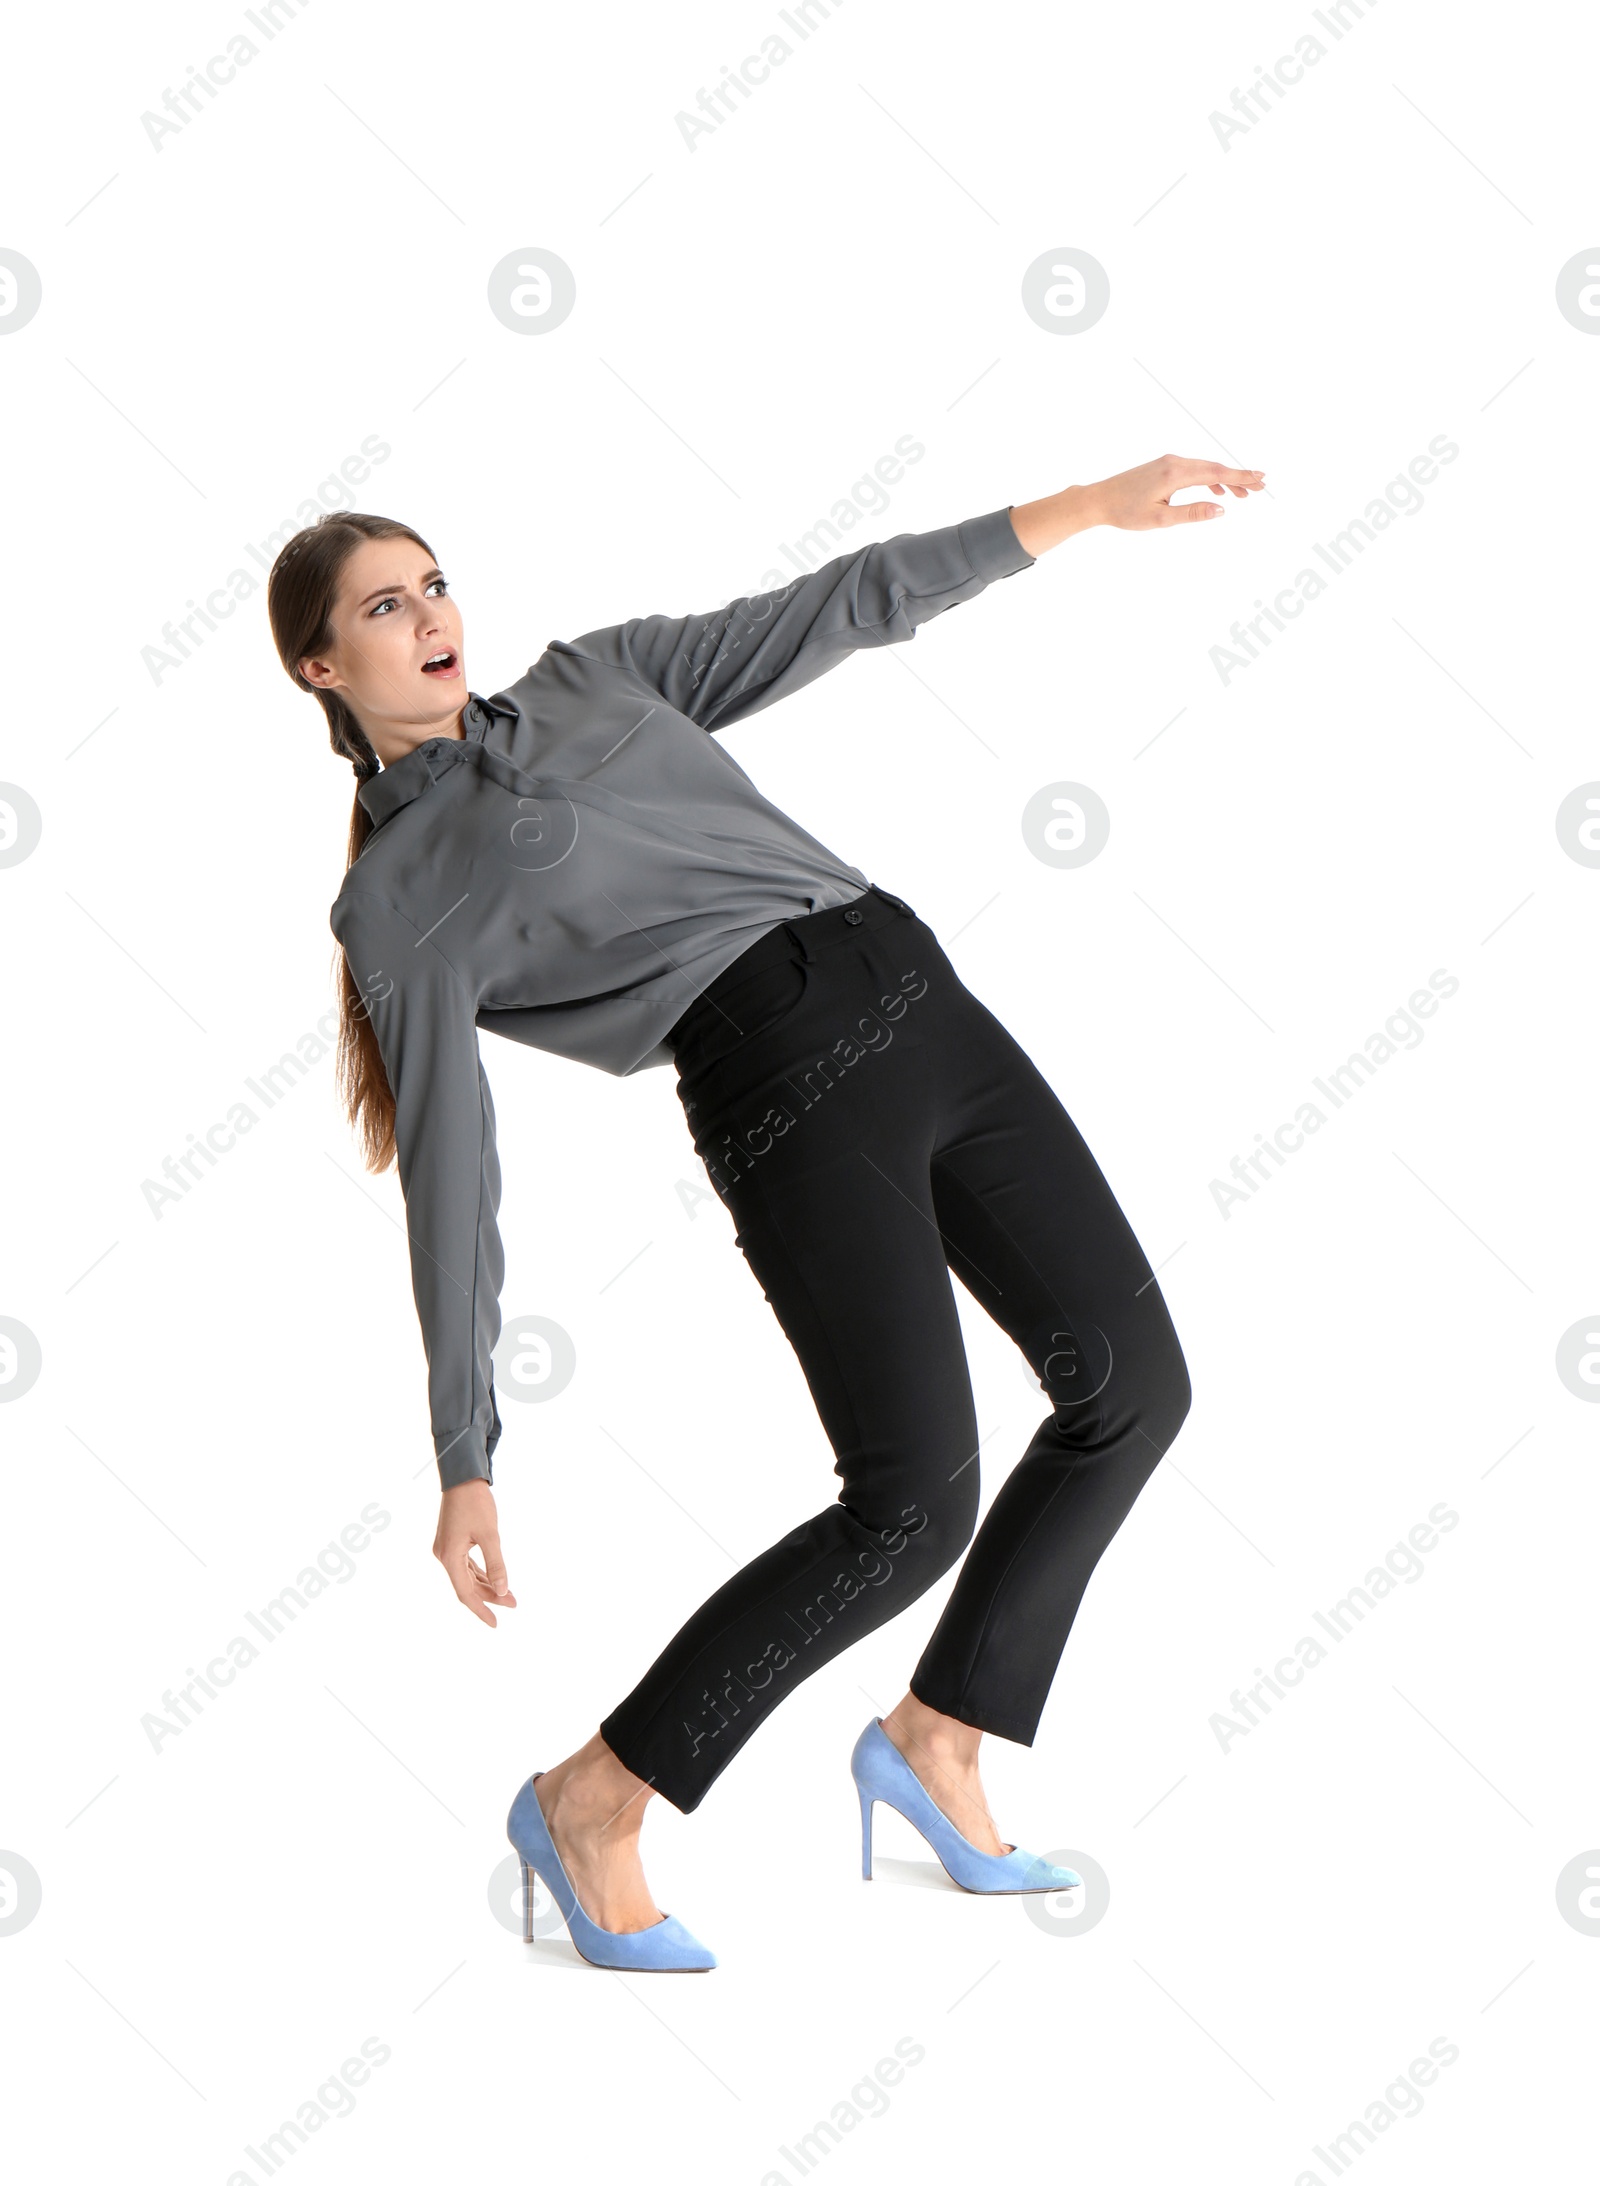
[
  {"left": 433, "top": 1480, "right": 517, "bottom": 1626},
  {"left": 1090, "top": 453, "right": 1266, "bottom": 529},
  {"left": 1009, "top": 455, "right": 1266, "bottom": 555}
]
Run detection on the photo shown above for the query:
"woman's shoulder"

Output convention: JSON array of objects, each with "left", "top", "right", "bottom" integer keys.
[{"left": 493, "top": 637, "right": 634, "bottom": 702}]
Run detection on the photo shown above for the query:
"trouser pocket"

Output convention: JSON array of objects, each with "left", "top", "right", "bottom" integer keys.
[{"left": 674, "top": 947, "right": 812, "bottom": 1120}]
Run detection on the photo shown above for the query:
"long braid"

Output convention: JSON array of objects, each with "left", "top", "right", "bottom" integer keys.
[{"left": 326, "top": 694, "right": 382, "bottom": 786}]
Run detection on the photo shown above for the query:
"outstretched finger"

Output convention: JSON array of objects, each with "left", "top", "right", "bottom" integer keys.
[{"left": 1171, "top": 457, "right": 1264, "bottom": 490}]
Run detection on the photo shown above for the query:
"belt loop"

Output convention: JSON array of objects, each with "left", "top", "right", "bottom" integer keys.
[{"left": 787, "top": 919, "right": 816, "bottom": 965}]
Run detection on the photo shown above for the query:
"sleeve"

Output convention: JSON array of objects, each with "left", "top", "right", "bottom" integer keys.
[
  {"left": 562, "top": 504, "right": 1036, "bottom": 732},
  {"left": 331, "top": 888, "right": 505, "bottom": 1491}
]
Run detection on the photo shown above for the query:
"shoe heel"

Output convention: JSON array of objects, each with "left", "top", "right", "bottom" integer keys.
[
  {"left": 859, "top": 1788, "right": 875, "bottom": 1881},
  {"left": 520, "top": 1858, "right": 535, "bottom": 1944}
]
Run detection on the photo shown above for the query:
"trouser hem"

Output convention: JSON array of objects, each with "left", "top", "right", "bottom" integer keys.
[
  {"left": 598, "top": 1715, "right": 701, "bottom": 1816},
  {"left": 907, "top": 1675, "right": 1040, "bottom": 1747}
]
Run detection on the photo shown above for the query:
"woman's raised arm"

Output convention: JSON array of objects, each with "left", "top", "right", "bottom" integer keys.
[{"left": 561, "top": 505, "right": 1035, "bottom": 732}]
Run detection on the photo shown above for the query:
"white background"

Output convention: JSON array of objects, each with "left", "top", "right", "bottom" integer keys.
[{"left": 2, "top": 0, "right": 1596, "bottom": 2178}]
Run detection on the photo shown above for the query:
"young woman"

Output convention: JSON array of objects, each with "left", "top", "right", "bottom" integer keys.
[{"left": 269, "top": 453, "right": 1263, "bottom": 1971}]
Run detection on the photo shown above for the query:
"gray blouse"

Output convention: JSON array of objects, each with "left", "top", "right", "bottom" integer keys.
[{"left": 329, "top": 504, "right": 1036, "bottom": 1487}]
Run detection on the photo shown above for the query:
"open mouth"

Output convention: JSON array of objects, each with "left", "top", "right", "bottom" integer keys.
[{"left": 420, "top": 648, "right": 459, "bottom": 677}]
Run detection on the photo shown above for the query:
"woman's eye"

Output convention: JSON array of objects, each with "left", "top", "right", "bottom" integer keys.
[{"left": 367, "top": 579, "right": 447, "bottom": 616}]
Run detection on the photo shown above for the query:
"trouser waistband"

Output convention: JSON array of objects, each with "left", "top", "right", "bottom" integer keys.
[{"left": 776, "top": 881, "right": 916, "bottom": 962}]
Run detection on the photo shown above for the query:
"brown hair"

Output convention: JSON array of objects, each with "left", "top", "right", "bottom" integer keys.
[{"left": 266, "top": 512, "right": 436, "bottom": 1174}]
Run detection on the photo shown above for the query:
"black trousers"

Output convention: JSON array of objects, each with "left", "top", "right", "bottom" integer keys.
[{"left": 598, "top": 883, "right": 1192, "bottom": 1813}]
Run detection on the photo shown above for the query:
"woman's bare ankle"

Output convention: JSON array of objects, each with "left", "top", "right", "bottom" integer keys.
[
  {"left": 882, "top": 1691, "right": 982, "bottom": 1768},
  {"left": 537, "top": 1733, "right": 654, "bottom": 1836}
]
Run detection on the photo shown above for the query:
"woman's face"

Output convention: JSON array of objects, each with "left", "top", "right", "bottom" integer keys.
[{"left": 298, "top": 535, "right": 467, "bottom": 756}]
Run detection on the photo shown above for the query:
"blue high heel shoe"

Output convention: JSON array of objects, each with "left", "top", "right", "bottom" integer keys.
[
  {"left": 850, "top": 1717, "right": 1082, "bottom": 1895},
  {"left": 506, "top": 1773, "right": 717, "bottom": 1971}
]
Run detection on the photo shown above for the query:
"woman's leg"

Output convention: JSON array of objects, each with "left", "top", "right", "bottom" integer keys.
[
  {"left": 875, "top": 969, "right": 1194, "bottom": 1842},
  {"left": 906, "top": 976, "right": 1194, "bottom": 1742}
]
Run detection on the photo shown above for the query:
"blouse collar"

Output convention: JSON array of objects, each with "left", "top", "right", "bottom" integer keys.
[{"left": 356, "top": 691, "right": 518, "bottom": 831}]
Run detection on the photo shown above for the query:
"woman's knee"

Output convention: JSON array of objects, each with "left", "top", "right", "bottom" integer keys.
[
  {"left": 1157, "top": 1336, "right": 1192, "bottom": 1438},
  {"left": 1129, "top": 1330, "right": 1192, "bottom": 1453},
  {"left": 1050, "top": 1323, "right": 1191, "bottom": 1457}
]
